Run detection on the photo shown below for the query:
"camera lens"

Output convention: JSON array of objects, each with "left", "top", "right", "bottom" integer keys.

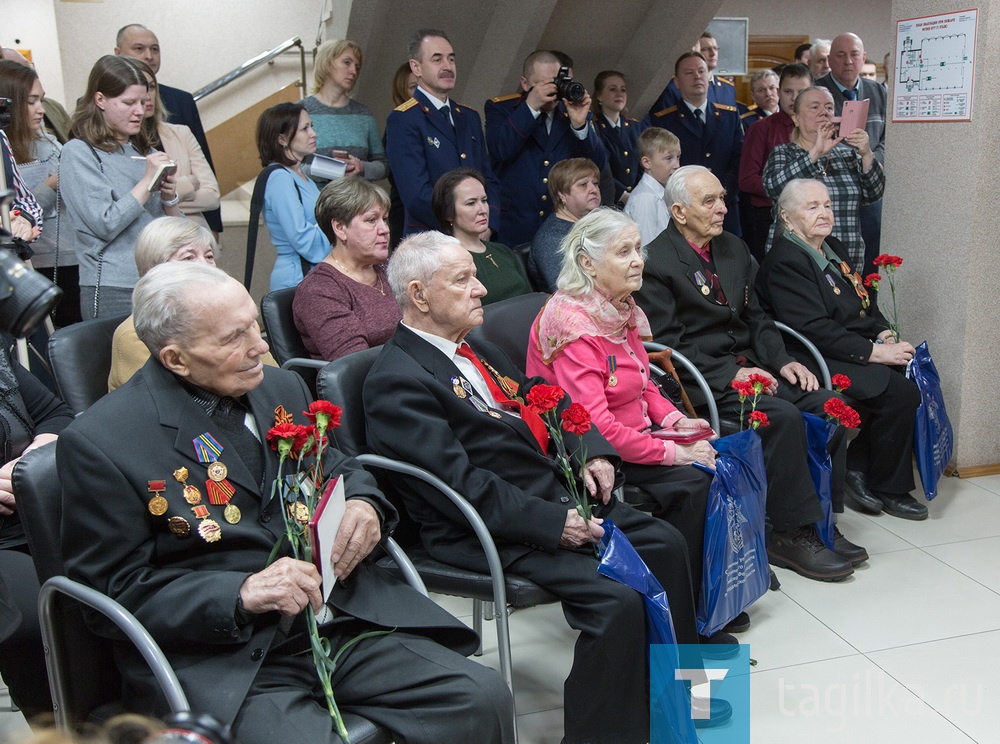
[{"left": 0, "top": 249, "right": 61, "bottom": 337}]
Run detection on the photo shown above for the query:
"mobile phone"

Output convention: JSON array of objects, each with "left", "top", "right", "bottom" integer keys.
[{"left": 147, "top": 161, "right": 178, "bottom": 192}]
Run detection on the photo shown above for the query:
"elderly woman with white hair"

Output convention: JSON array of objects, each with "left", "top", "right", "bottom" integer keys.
[
  {"left": 757, "top": 178, "right": 925, "bottom": 520},
  {"left": 107, "top": 217, "right": 274, "bottom": 390},
  {"left": 525, "top": 207, "right": 744, "bottom": 636}
]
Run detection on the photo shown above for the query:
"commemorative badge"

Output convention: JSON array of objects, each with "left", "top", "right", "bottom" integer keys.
[
  {"left": 147, "top": 480, "right": 168, "bottom": 516},
  {"left": 607, "top": 355, "right": 618, "bottom": 387},
  {"left": 168, "top": 516, "right": 191, "bottom": 537}
]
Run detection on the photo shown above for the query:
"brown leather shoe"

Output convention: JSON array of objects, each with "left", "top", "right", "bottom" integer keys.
[{"left": 832, "top": 525, "right": 869, "bottom": 566}]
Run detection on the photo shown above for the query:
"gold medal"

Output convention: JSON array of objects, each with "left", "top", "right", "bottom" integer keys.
[
  {"left": 608, "top": 374, "right": 618, "bottom": 387},
  {"left": 488, "top": 411, "right": 502, "bottom": 419},
  {"left": 290, "top": 502, "right": 310, "bottom": 524},
  {"left": 183, "top": 484, "right": 202, "bottom": 505},
  {"left": 207, "top": 462, "right": 228, "bottom": 482},
  {"left": 453, "top": 384, "right": 467, "bottom": 398},
  {"left": 833, "top": 286, "right": 841, "bottom": 295},
  {"left": 168, "top": 516, "right": 191, "bottom": 536},
  {"left": 147, "top": 496, "right": 168, "bottom": 516},
  {"left": 198, "top": 519, "right": 222, "bottom": 543},
  {"left": 172, "top": 467, "right": 189, "bottom": 484},
  {"left": 224, "top": 503, "right": 242, "bottom": 524},
  {"left": 701, "top": 285, "right": 711, "bottom": 295}
]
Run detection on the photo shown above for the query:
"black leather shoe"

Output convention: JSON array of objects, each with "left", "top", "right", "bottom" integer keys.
[
  {"left": 832, "top": 525, "right": 869, "bottom": 566},
  {"left": 723, "top": 611, "right": 751, "bottom": 633},
  {"left": 768, "top": 526, "right": 854, "bottom": 581},
  {"left": 878, "top": 492, "right": 929, "bottom": 521},
  {"left": 699, "top": 630, "right": 739, "bottom": 659},
  {"left": 693, "top": 697, "right": 734, "bottom": 728},
  {"left": 844, "top": 470, "right": 883, "bottom": 514}
]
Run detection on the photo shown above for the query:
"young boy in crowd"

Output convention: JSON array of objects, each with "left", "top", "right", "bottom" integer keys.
[{"left": 624, "top": 128, "right": 681, "bottom": 245}]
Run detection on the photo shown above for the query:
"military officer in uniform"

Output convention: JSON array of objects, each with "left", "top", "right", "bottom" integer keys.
[
  {"left": 648, "top": 53, "right": 744, "bottom": 237},
  {"left": 386, "top": 28, "right": 501, "bottom": 237},
  {"left": 738, "top": 70, "right": 779, "bottom": 134},
  {"left": 591, "top": 70, "right": 646, "bottom": 204},
  {"left": 645, "top": 32, "right": 738, "bottom": 122},
  {"left": 484, "top": 50, "right": 607, "bottom": 247}
]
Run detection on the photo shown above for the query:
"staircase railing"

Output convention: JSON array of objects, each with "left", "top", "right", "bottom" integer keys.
[{"left": 192, "top": 36, "right": 307, "bottom": 101}]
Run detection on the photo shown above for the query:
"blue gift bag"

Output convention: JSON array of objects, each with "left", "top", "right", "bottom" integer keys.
[
  {"left": 694, "top": 429, "right": 769, "bottom": 638},
  {"left": 906, "top": 342, "right": 953, "bottom": 500},
  {"left": 802, "top": 412, "right": 836, "bottom": 549},
  {"left": 597, "top": 519, "right": 698, "bottom": 744}
]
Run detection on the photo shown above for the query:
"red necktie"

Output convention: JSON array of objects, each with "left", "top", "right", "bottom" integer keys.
[{"left": 456, "top": 344, "right": 549, "bottom": 453}]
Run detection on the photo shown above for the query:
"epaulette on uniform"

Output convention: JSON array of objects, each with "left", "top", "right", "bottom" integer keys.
[
  {"left": 395, "top": 97, "right": 418, "bottom": 112},
  {"left": 490, "top": 93, "right": 521, "bottom": 104},
  {"left": 719, "top": 77, "right": 736, "bottom": 87},
  {"left": 652, "top": 105, "right": 678, "bottom": 118},
  {"left": 454, "top": 101, "right": 476, "bottom": 112},
  {"left": 715, "top": 103, "right": 737, "bottom": 112}
]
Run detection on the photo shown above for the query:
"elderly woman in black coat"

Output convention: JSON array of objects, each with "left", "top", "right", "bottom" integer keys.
[{"left": 757, "top": 178, "right": 925, "bottom": 521}]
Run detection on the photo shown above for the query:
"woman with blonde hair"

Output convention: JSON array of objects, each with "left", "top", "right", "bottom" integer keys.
[
  {"left": 302, "top": 39, "right": 387, "bottom": 183},
  {"left": 108, "top": 218, "right": 277, "bottom": 390},
  {"left": 61, "top": 55, "right": 179, "bottom": 318}
]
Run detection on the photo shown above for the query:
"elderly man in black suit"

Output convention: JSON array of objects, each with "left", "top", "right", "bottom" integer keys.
[
  {"left": 363, "top": 231, "right": 734, "bottom": 744},
  {"left": 59, "top": 263, "right": 512, "bottom": 744},
  {"left": 633, "top": 166, "right": 868, "bottom": 582}
]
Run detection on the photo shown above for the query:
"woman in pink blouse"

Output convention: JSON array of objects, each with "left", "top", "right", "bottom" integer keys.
[{"left": 527, "top": 208, "right": 731, "bottom": 631}]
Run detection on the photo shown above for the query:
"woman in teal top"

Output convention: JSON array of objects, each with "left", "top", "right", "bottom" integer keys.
[
  {"left": 302, "top": 39, "right": 387, "bottom": 183},
  {"left": 256, "top": 102, "right": 331, "bottom": 290},
  {"left": 432, "top": 168, "right": 533, "bottom": 304}
]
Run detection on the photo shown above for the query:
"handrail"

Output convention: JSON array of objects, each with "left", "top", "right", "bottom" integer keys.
[{"left": 193, "top": 36, "right": 307, "bottom": 101}]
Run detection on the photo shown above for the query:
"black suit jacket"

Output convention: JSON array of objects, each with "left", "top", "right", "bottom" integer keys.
[
  {"left": 363, "top": 325, "right": 618, "bottom": 571},
  {"left": 60, "top": 360, "right": 475, "bottom": 725},
  {"left": 633, "top": 222, "right": 794, "bottom": 405},
  {"left": 757, "top": 234, "right": 892, "bottom": 399}
]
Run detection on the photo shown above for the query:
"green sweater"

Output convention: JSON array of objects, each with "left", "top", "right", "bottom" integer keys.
[{"left": 302, "top": 96, "right": 388, "bottom": 181}]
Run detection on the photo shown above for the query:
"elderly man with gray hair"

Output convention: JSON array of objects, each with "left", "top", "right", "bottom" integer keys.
[
  {"left": 364, "top": 230, "right": 735, "bottom": 743},
  {"left": 58, "top": 261, "right": 513, "bottom": 744},
  {"left": 633, "top": 166, "right": 868, "bottom": 583}
]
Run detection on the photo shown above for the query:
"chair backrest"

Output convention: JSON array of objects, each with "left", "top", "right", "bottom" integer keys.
[
  {"left": 260, "top": 287, "right": 310, "bottom": 366},
  {"left": 13, "top": 445, "right": 122, "bottom": 724},
  {"left": 315, "top": 347, "right": 383, "bottom": 458},
  {"left": 48, "top": 314, "right": 128, "bottom": 415},
  {"left": 466, "top": 292, "right": 548, "bottom": 373},
  {"left": 316, "top": 346, "right": 422, "bottom": 549}
]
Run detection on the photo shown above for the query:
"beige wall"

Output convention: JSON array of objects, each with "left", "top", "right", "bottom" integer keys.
[
  {"left": 718, "top": 0, "right": 894, "bottom": 62},
  {"left": 0, "top": 0, "right": 66, "bottom": 104},
  {"left": 884, "top": 0, "right": 999, "bottom": 469}
]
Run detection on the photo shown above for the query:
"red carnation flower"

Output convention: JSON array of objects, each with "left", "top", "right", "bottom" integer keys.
[
  {"left": 872, "top": 254, "right": 903, "bottom": 269},
  {"left": 824, "top": 398, "right": 861, "bottom": 429},
  {"left": 731, "top": 380, "right": 755, "bottom": 398},
  {"left": 748, "top": 410, "right": 770, "bottom": 429},
  {"left": 526, "top": 384, "right": 565, "bottom": 414},
  {"left": 303, "top": 400, "right": 342, "bottom": 430},
  {"left": 560, "top": 403, "right": 592, "bottom": 435},
  {"left": 266, "top": 423, "right": 311, "bottom": 458},
  {"left": 863, "top": 273, "right": 881, "bottom": 288},
  {"left": 831, "top": 374, "right": 852, "bottom": 392},
  {"left": 747, "top": 373, "right": 771, "bottom": 393}
]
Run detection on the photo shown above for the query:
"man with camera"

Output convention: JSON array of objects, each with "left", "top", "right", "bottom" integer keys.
[{"left": 484, "top": 50, "right": 607, "bottom": 247}]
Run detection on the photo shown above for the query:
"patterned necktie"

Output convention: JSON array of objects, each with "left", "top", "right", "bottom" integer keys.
[
  {"left": 455, "top": 344, "right": 549, "bottom": 452},
  {"left": 212, "top": 398, "right": 264, "bottom": 487}
]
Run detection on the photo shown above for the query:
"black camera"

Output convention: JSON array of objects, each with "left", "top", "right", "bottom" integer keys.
[
  {"left": 554, "top": 66, "right": 586, "bottom": 103},
  {"left": 0, "top": 191, "right": 62, "bottom": 337},
  {"left": 145, "top": 711, "right": 237, "bottom": 744}
]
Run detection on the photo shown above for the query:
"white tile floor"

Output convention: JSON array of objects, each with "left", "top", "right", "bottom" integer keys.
[{"left": 2, "top": 471, "right": 996, "bottom": 743}]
